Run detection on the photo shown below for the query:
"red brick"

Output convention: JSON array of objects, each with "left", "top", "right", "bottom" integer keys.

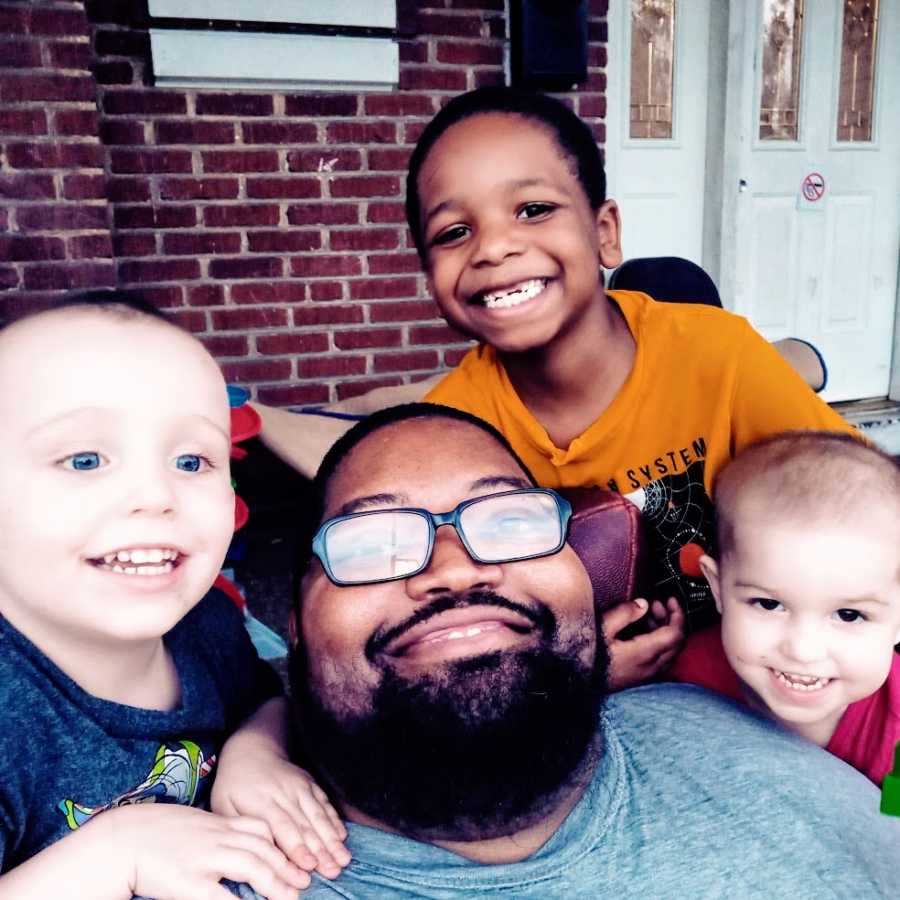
[
  {"left": 290, "top": 256, "right": 362, "bottom": 278},
  {"left": 160, "top": 178, "right": 239, "bottom": 201},
  {"left": 30, "top": 8, "right": 90, "bottom": 36},
  {"left": 7, "top": 142, "right": 103, "bottom": 170},
  {"left": 368, "top": 252, "right": 421, "bottom": 274},
  {"left": 436, "top": 41, "right": 503, "bottom": 65},
  {"left": 221, "top": 359, "right": 292, "bottom": 383},
  {"left": 162, "top": 232, "right": 242, "bottom": 256},
  {"left": 188, "top": 284, "right": 226, "bottom": 307},
  {"left": 212, "top": 307, "right": 290, "bottom": 330},
  {"left": 93, "top": 60, "right": 133, "bottom": 84},
  {"left": 410, "top": 323, "right": 466, "bottom": 344},
  {"left": 287, "top": 203, "right": 357, "bottom": 226},
  {"left": 0, "top": 266, "right": 19, "bottom": 291},
  {"left": 0, "top": 175, "right": 55, "bottom": 200},
  {"left": 200, "top": 334, "right": 248, "bottom": 357},
  {"left": 17, "top": 204, "right": 107, "bottom": 232},
  {"left": 202, "top": 150, "right": 279, "bottom": 173},
  {"left": 103, "top": 91, "right": 186, "bottom": 116},
  {"left": 257, "top": 332, "right": 329, "bottom": 355},
  {"left": 230, "top": 282, "right": 307, "bottom": 305},
  {"left": 486, "top": 17, "right": 506, "bottom": 39},
  {"left": 292, "top": 305, "right": 364, "bottom": 327},
  {"left": 99, "top": 120, "right": 145, "bottom": 145},
  {"left": 284, "top": 94, "right": 358, "bottom": 117},
  {"left": 399, "top": 68, "right": 468, "bottom": 92},
  {"left": 63, "top": 174, "right": 107, "bottom": 200},
  {"left": 118, "top": 259, "right": 201, "bottom": 283},
  {"left": 0, "top": 40, "right": 42, "bottom": 68},
  {"left": 350, "top": 277, "right": 418, "bottom": 300},
  {"left": 68, "top": 234, "right": 113, "bottom": 259},
  {"left": 364, "top": 94, "right": 433, "bottom": 117},
  {"left": 23, "top": 262, "right": 115, "bottom": 290},
  {"left": 403, "top": 121, "right": 427, "bottom": 144},
  {"left": 448, "top": 0, "right": 504, "bottom": 9},
  {"left": 52, "top": 109, "right": 98, "bottom": 136},
  {"left": 128, "top": 285, "right": 186, "bottom": 309},
  {"left": 155, "top": 120, "right": 236, "bottom": 145},
  {"left": 444, "top": 348, "right": 470, "bottom": 366},
  {"left": 247, "top": 231, "right": 321, "bottom": 254},
  {"left": 196, "top": 94, "right": 273, "bottom": 117},
  {"left": 0, "top": 110, "right": 48, "bottom": 136},
  {"left": 107, "top": 177, "right": 151, "bottom": 203},
  {"left": 334, "top": 328, "right": 402, "bottom": 350},
  {"left": 113, "top": 233, "right": 156, "bottom": 257},
  {"left": 335, "top": 377, "right": 401, "bottom": 400},
  {"left": 93, "top": 29, "right": 148, "bottom": 57},
  {"left": 0, "top": 236, "right": 65, "bottom": 262},
  {"left": 1, "top": 74, "right": 94, "bottom": 103},
  {"left": 330, "top": 175, "right": 400, "bottom": 199},
  {"left": 309, "top": 282, "right": 343, "bottom": 302},
  {"left": 578, "top": 94, "right": 607, "bottom": 119},
  {"left": 417, "top": 11, "right": 484, "bottom": 36},
  {"left": 0, "top": 8, "right": 29, "bottom": 34},
  {"left": 374, "top": 350, "right": 440, "bottom": 373},
  {"left": 204, "top": 205, "right": 279, "bottom": 228},
  {"left": 370, "top": 301, "right": 437, "bottom": 323},
  {"left": 246, "top": 178, "right": 321, "bottom": 200},
  {"left": 326, "top": 122, "right": 396, "bottom": 145},
  {"left": 208, "top": 257, "right": 283, "bottom": 280},
  {"left": 287, "top": 149, "right": 361, "bottom": 173},
  {"left": 114, "top": 205, "right": 197, "bottom": 229},
  {"left": 330, "top": 228, "right": 399, "bottom": 252},
  {"left": 367, "top": 149, "right": 412, "bottom": 171},
  {"left": 257, "top": 383, "right": 329, "bottom": 406},
  {"left": 47, "top": 40, "right": 92, "bottom": 69},
  {"left": 398, "top": 40, "right": 428, "bottom": 63},
  {"left": 297, "top": 356, "right": 366, "bottom": 378},
  {"left": 241, "top": 121, "right": 318, "bottom": 144},
  {"left": 367, "top": 202, "right": 407, "bottom": 225},
  {"left": 110, "top": 149, "right": 192, "bottom": 174},
  {"left": 169, "top": 309, "right": 208, "bottom": 332}
]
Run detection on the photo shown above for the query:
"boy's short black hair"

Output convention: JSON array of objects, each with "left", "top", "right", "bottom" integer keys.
[
  {"left": 405, "top": 87, "right": 607, "bottom": 262},
  {"left": 293, "top": 402, "right": 538, "bottom": 598}
]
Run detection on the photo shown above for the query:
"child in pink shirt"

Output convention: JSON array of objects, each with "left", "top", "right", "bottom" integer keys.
[{"left": 670, "top": 431, "right": 900, "bottom": 785}]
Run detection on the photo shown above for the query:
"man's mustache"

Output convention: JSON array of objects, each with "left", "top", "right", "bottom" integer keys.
[{"left": 365, "top": 590, "right": 555, "bottom": 661}]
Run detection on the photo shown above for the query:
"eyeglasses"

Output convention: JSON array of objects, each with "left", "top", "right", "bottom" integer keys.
[{"left": 311, "top": 488, "right": 572, "bottom": 586}]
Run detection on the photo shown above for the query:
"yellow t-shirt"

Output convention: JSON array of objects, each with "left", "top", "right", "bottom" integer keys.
[{"left": 426, "top": 290, "right": 853, "bottom": 628}]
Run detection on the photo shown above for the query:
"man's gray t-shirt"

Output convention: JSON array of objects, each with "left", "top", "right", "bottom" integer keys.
[{"left": 278, "top": 685, "right": 899, "bottom": 899}]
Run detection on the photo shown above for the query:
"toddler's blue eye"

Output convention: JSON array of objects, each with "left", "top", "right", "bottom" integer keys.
[
  {"left": 65, "top": 452, "right": 101, "bottom": 471},
  {"left": 175, "top": 454, "right": 204, "bottom": 472}
]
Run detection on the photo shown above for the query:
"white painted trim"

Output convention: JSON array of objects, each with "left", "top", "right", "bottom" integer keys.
[
  {"left": 150, "top": 29, "right": 398, "bottom": 91},
  {"left": 148, "top": 0, "right": 396, "bottom": 29}
]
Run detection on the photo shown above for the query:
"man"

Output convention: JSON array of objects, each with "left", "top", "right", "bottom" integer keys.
[{"left": 277, "top": 404, "right": 897, "bottom": 898}]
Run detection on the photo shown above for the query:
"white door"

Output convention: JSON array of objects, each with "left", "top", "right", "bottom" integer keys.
[
  {"left": 720, "top": 0, "right": 900, "bottom": 401},
  {"left": 605, "top": 0, "right": 712, "bottom": 265}
]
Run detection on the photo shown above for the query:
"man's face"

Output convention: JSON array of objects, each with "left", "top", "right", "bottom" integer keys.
[
  {"left": 298, "top": 417, "right": 596, "bottom": 716},
  {"left": 0, "top": 310, "right": 235, "bottom": 662},
  {"left": 293, "top": 417, "right": 603, "bottom": 839}
]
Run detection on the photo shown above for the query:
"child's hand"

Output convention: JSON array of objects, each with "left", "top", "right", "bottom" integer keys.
[
  {"left": 113, "top": 803, "right": 308, "bottom": 900},
  {"left": 602, "top": 597, "right": 685, "bottom": 691},
  {"left": 213, "top": 752, "right": 350, "bottom": 880}
]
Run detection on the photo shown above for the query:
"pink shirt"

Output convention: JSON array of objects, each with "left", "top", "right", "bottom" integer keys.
[{"left": 669, "top": 625, "right": 900, "bottom": 786}]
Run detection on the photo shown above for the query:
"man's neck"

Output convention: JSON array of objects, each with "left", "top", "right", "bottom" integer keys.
[{"left": 343, "top": 740, "right": 600, "bottom": 865}]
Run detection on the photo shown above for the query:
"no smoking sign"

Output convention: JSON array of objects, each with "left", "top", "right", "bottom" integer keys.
[{"left": 799, "top": 171, "right": 826, "bottom": 210}]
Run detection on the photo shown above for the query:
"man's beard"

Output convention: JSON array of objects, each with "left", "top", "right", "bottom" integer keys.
[{"left": 289, "top": 591, "right": 608, "bottom": 842}]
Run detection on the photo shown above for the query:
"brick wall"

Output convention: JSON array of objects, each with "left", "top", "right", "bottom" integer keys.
[{"left": 1, "top": 0, "right": 609, "bottom": 406}]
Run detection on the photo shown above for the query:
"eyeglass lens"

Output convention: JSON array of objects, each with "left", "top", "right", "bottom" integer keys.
[{"left": 323, "top": 491, "right": 563, "bottom": 584}]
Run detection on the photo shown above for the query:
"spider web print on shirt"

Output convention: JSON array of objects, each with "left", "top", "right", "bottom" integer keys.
[{"left": 624, "top": 459, "right": 718, "bottom": 633}]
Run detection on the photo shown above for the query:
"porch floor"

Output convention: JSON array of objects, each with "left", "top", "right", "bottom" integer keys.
[{"left": 832, "top": 397, "right": 900, "bottom": 456}]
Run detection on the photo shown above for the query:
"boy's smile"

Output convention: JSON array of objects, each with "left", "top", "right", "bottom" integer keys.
[
  {"left": 0, "top": 309, "right": 235, "bottom": 682},
  {"left": 416, "top": 112, "right": 622, "bottom": 355},
  {"left": 710, "top": 516, "right": 900, "bottom": 746}
]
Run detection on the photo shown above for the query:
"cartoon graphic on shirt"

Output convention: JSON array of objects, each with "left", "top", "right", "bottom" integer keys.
[
  {"left": 624, "top": 459, "right": 717, "bottom": 632},
  {"left": 58, "top": 740, "right": 216, "bottom": 830}
]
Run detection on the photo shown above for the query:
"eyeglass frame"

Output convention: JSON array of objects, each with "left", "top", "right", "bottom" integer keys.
[{"left": 310, "top": 488, "right": 573, "bottom": 587}]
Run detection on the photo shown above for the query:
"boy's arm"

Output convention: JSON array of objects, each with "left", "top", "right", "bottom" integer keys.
[
  {"left": 0, "top": 803, "right": 305, "bottom": 900},
  {"left": 212, "top": 696, "right": 350, "bottom": 880}
]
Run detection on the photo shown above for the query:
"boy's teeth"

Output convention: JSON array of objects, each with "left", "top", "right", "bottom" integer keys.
[
  {"left": 482, "top": 278, "right": 546, "bottom": 309},
  {"left": 99, "top": 547, "right": 178, "bottom": 576},
  {"left": 774, "top": 670, "right": 830, "bottom": 691}
]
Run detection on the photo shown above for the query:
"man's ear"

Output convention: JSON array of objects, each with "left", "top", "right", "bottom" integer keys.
[
  {"left": 596, "top": 199, "right": 623, "bottom": 270},
  {"left": 699, "top": 555, "right": 723, "bottom": 614}
]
